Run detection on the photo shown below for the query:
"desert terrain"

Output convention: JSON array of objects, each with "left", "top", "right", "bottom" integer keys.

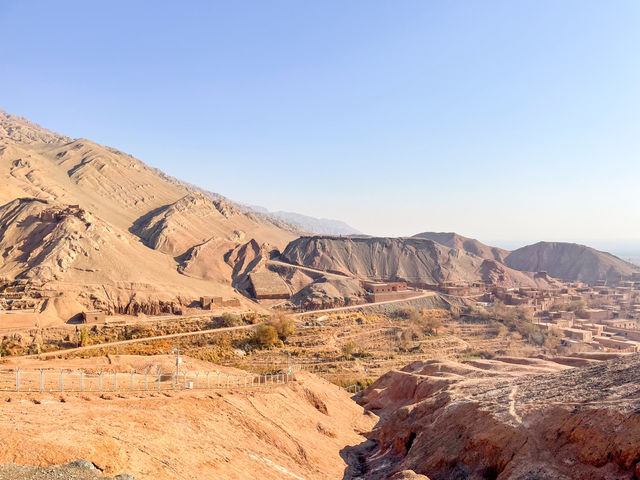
[
  {"left": 2, "top": 108, "right": 640, "bottom": 480},
  {"left": 0, "top": 355, "right": 375, "bottom": 480},
  {"left": 356, "top": 354, "right": 640, "bottom": 479}
]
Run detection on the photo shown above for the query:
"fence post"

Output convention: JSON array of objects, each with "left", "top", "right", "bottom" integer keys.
[
  {"left": 158, "top": 373, "right": 161, "bottom": 390},
  {"left": 130, "top": 372, "right": 134, "bottom": 392},
  {"left": 40, "top": 369, "right": 45, "bottom": 392},
  {"left": 60, "top": 370, "right": 64, "bottom": 392},
  {"left": 80, "top": 370, "right": 84, "bottom": 392},
  {"left": 195, "top": 372, "right": 199, "bottom": 389},
  {"left": 98, "top": 372, "right": 103, "bottom": 392},
  {"left": 114, "top": 372, "right": 118, "bottom": 391},
  {"left": 15, "top": 368, "right": 20, "bottom": 392}
]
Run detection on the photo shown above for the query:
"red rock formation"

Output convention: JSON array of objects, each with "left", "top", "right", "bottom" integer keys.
[{"left": 356, "top": 356, "right": 640, "bottom": 479}]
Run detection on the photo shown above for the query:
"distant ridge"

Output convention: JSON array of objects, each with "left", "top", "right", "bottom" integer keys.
[
  {"left": 413, "top": 231, "right": 509, "bottom": 263},
  {"left": 504, "top": 241, "right": 640, "bottom": 284},
  {"left": 270, "top": 211, "right": 362, "bottom": 235}
]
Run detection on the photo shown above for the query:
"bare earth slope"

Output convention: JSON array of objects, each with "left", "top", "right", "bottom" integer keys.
[
  {"left": 0, "top": 198, "right": 235, "bottom": 317},
  {"left": 131, "top": 192, "right": 294, "bottom": 256},
  {"left": 0, "top": 364, "right": 375, "bottom": 480},
  {"left": 355, "top": 355, "right": 640, "bottom": 480},
  {"left": 282, "top": 236, "right": 556, "bottom": 288},
  {"left": 413, "top": 232, "right": 509, "bottom": 263},
  {"left": 0, "top": 109, "right": 299, "bottom": 319},
  {"left": 505, "top": 241, "right": 639, "bottom": 284}
]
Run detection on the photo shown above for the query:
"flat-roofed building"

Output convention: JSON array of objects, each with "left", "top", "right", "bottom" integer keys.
[
  {"left": 583, "top": 308, "right": 611, "bottom": 322},
  {"left": 81, "top": 311, "right": 106, "bottom": 324},
  {"left": 603, "top": 318, "right": 638, "bottom": 330}
]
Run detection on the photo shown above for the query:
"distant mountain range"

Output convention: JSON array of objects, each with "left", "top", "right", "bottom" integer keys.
[
  {"left": 269, "top": 211, "right": 361, "bottom": 235},
  {"left": 245, "top": 205, "right": 361, "bottom": 235}
]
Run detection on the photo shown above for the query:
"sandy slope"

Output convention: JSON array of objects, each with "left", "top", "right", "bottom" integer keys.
[
  {"left": 0, "top": 109, "right": 298, "bottom": 321},
  {"left": 283, "top": 236, "right": 557, "bottom": 288},
  {"left": 0, "top": 364, "right": 375, "bottom": 480},
  {"left": 505, "top": 241, "right": 640, "bottom": 284}
]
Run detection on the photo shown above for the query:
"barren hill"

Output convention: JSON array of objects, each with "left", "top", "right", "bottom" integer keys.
[
  {"left": 355, "top": 354, "right": 640, "bottom": 479},
  {"left": 0, "top": 197, "right": 238, "bottom": 318},
  {"left": 282, "top": 236, "right": 555, "bottom": 288},
  {"left": 0, "top": 356, "right": 376, "bottom": 480},
  {"left": 0, "top": 109, "right": 299, "bottom": 320},
  {"left": 504, "top": 241, "right": 639, "bottom": 284},
  {"left": 413, "top": 232, "right": 509, "bottom": 263}
]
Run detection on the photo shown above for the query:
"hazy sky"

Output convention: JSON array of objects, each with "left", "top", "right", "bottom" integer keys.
[{"left": 1, "top": 1, "right": 639, "bottom": 245}]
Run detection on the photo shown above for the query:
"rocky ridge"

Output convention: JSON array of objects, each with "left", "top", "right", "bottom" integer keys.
[{"left": 354, "top": 354, "right": 640, "bottom": 480}]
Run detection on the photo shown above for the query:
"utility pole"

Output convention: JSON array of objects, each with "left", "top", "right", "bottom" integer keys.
[{"left": 172, "top": 348, "right": 181, "bottom": 378}]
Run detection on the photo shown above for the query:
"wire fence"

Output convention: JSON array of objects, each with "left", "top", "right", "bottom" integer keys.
[{"left": 0, "top": 368, "right": 298, "bottom": 393}]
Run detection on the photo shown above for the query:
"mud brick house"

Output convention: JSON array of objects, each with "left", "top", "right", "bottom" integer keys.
[
  {"left": 362, "top": 281, "right": 417, "bottom": 302},
  {"left": 81, "top": 311, "right": 106, "bottom": 323},
  {"left": 200, "top": 296, "right": 223, "bottom": 309},
  {"left": 583, "top": 308, "right": 611, "bottom": 322}
]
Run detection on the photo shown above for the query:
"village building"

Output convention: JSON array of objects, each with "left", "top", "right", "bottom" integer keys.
[
  {"left": 361, "top": 281, "right": 417, "bottom": 302},
  {"left": 593, "top": 335, "right": 640, "bottom": 352},
  {"left": 603, "top": 318, "right": 638, "bottom": 330},
  {"left": 200, "top": 296, "right": 223, "bottom": 309},
  {"left": 583, "top": 308, "right": 611, "bottom": 322},
  {"left": 81, "top": 311, "right": 107, "bottom": 324}
]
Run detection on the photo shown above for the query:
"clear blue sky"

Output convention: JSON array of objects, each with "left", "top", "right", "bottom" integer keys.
[{"left": 1, "top": 0, "right": 639, "bottom": 246}]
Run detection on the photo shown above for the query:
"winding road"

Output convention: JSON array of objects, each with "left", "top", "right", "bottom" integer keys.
[{"left": 17, "top": 323, "right": 262, "bottom": 359}]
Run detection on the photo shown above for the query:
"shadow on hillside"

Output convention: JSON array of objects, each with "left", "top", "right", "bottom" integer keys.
[{"left": 340, "top": 439, "right": 377, "bottom": 480}]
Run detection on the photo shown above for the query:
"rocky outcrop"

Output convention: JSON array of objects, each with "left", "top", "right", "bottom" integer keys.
[
  {"left": 505, "top": 241, "right": 639, "bottom": 284},
  {"left": 355, "top": 355, "right": 640, "bottom": 480},
  {"left": 0, "top": 460, "right": 135, "bottom": 480},
  {"left": 290, "top": 276, "right": 367, "bottom": 310},
  {"left": 0, "top": 198, "right": 243, "bottom": 319}
]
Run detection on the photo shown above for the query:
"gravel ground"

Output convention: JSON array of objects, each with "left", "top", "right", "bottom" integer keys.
[{"left": 0, "top": 461, "right": 134, "bottom": 480}]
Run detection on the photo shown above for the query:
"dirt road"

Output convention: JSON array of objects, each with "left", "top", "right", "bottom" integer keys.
[
  {"left": 16, "top": 323, "right": 262, "bottom": 359},
  {"left": 266, "top": 260, "right": 353, "bottom": 279},
  {"left": 293, "top": 291, "right": 436, "bottom": 317}
]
